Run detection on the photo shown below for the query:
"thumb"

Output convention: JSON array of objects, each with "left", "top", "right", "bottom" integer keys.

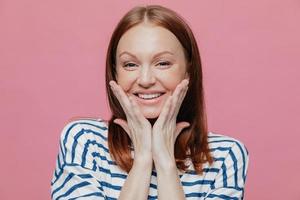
[
  {"left": 113, "top": 118, "right": 132, "bottom": 139},
  {"left": 175, "top": 122, "right": 190, "bottom": 139}
]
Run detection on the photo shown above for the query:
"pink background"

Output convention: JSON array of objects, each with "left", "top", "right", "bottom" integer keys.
[{"left": 1, "top": 0, "right": 299, "bottom": 199}]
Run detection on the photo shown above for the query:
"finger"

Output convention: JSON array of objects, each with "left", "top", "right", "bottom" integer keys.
[
  {"left": 173, "top": 80, "right": 189, "bottom": 117},
  {"left": 176, "top": 79, "right": 189, "bottom": 105},
  {"left": 162, "top": 79, "right": 188, "bottom": 123},
  {"left": 128, "top": 95, "right": 147, "bottom": 124},
  {"left": 175, "top": 121, "right": 190, "bottom": 139},
  {"left": 109, "top": 80, "right": 132, "bottom": 117},
  {"left": 156, "top": 95, "right": 173, "bottom": 126},
  {"left": 113, "top": 118, "right": 132, "bottom": 140},
  {"left": 110, "top": 81, "right": 130, "bottom": 106},
  {"left": 164, "top": 82, "right": 183, "bottom": 122},
  {"left": 172, "top": 79, "right": 188, "bottom": 105},
  {"left": 170, "top": 79, "right": 189, "bottom": 119}
]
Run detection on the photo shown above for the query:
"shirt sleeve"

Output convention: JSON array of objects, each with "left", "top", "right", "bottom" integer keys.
[
  {"left": 204, "top": 141, "right": 249, "bottom": 200},
  {"left": 51, "top": 120, "right": 107, "bottom": 200}
]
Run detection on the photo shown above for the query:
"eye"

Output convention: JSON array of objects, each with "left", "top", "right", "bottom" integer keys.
[
  {"left": 157, "top": 61, "right": 171, "bottom": 68},
  {"left": 123, "top": 62, "right": 138, "bottom": 70}
]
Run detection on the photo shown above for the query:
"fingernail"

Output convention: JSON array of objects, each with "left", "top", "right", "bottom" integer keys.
[{"left": 109, "top": 81, "right": 114, "bottom": 87}]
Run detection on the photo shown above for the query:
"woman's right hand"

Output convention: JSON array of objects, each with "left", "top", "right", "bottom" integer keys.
[{"left": 109, "top": 80, "right": 153, "bottom": 163}]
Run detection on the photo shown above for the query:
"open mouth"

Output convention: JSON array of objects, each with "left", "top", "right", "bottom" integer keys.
[
  {"left": 132, "top": 92, "right": 166, "bottom": 105},
  {"left": 134, "top": 92, "right": 165, "bottom": 100}
]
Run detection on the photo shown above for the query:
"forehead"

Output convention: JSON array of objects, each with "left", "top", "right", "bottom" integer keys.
[{"left": 116, "top": 24, "right": 183, "bottom": 57}]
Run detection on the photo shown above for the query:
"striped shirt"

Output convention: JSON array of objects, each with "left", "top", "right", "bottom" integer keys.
[{"left": 51, "top": 118, "right": 249, "bottom": 200}]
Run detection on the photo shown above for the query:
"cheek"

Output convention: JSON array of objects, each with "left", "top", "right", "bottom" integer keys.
[
  {"left": 155, "top": 68, "right": 186, "bottom": 91},
  {"left": 164, "top": 79, "right": 181, "bottom": 92},
  {"left": 116, "top": 70, "right": 136, "bottom": 92}
]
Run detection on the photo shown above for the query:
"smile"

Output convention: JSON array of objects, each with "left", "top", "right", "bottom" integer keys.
[
  {"left": 133, "top": 92, "right": 166, "bottom": 104},
  {"left": 136, "top": 93, "right": 164, "bottom": 99}
]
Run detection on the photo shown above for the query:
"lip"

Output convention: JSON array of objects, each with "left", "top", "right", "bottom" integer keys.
[
  {"left": 132, "top": 93, "right": 165, "bottom": 105},
  {"left": 133, "top": 91, "right": 166, "bottom": 95}
]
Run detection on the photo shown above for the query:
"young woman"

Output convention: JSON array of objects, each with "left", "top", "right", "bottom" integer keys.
[{"left": 51, "top": 4, "right": 249, "bottom": 200}]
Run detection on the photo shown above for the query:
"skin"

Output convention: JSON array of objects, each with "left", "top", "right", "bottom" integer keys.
[
  {"left": 115, "top": 22, "right": 189, "bottom": 120},
  {"left": 109, "top": 23, "right": 189, "bottom": 200}
]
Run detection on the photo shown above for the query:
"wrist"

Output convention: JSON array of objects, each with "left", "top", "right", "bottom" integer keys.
[
  {"left": 154, "top": 158, "right": 177, "bottom": 173},
  {"left": 134, "top": 153, "right": 153, "bottom": 166}
]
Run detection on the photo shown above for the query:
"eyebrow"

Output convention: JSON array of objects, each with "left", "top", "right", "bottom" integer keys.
[{"left": 118, "top": 51, "right": 174, "bottom": 59}]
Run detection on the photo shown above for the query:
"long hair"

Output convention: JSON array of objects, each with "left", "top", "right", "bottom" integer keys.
[{"left": 105, "top": 4, "right": 213, "bottom": 174}]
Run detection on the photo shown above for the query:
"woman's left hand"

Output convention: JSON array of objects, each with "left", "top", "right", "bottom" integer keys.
[{"left": 152, "top": 78, "right": 190, "bottom": 170}]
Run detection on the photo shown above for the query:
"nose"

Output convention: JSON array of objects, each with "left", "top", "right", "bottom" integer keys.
[{"left": 136, "top": 66, "right": 156, "bottom": 88}]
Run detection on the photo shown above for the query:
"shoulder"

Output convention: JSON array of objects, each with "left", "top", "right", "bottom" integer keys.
[
  {"left": 208, "top": 131, "right": 249, "bottom": 154},
  {"left": 60, "top": 117, "right": 108, "bottom": 140},
  {"left": 59, "top": 117, "right": 109, "bottom": 157},
  {"left": 64, "top": 117, "right": 109, "bottom": 130},
  {"left": 205, "top": 132, "right": 249, "bottom": 192},
  {"left": 207, "top": 131, "right": 249, "bottom": 166}
]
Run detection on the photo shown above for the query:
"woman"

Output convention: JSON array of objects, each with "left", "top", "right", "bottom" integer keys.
[{"left": 51, "top": 4, "right": 249, "bottom": 200}]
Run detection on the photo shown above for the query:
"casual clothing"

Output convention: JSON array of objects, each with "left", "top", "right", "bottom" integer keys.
[{"left": 51, "top": 118, "right": 249, "bottom": 200}]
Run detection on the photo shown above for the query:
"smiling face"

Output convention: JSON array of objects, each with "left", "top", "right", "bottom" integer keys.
[{"left": 115, "top": 23, "right": 189, "bottom": 119}]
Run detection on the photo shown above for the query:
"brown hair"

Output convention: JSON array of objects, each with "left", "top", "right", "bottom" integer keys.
[{"left": 105, "top": 4, "right": 213, "bottom": 174}]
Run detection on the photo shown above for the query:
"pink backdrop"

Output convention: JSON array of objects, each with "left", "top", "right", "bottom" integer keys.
[{"left": 1, "top": 0, "right": 299, "bottom": 199}]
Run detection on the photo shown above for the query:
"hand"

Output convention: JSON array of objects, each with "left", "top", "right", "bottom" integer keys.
[
  {"left": 109, "top": 80, "right": 152, "bottom": 162},
  {"left": 151, "top": 79, "right": 190, "bottom": 170}
]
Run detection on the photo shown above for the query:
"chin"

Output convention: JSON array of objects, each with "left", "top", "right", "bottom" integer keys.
[
  {"left": 142, "top": 111, "right": 160, "bottom": 119},
  {"left": 144, "top": 113, "right": 159, "bottom": 119},
  {"left": 137, "top": 103, "right": 162, "bottom": 119}
]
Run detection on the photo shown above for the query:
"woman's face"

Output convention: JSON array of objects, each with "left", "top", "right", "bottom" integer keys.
[{"left": 115, "top": 23, "right": 189, "bottom": 119}]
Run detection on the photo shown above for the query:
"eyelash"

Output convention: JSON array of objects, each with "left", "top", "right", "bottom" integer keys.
[{"left": 123, "top": 61, "right": 171, "bottom": 68}]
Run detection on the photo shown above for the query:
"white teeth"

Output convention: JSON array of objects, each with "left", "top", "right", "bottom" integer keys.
[{"left": 137, "top": 93, "right": 163, "bottom": 99}]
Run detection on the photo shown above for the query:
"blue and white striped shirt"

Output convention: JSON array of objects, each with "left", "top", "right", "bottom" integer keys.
[{"left": 51, "top": 118, "right": 249, "bottom": 200}]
